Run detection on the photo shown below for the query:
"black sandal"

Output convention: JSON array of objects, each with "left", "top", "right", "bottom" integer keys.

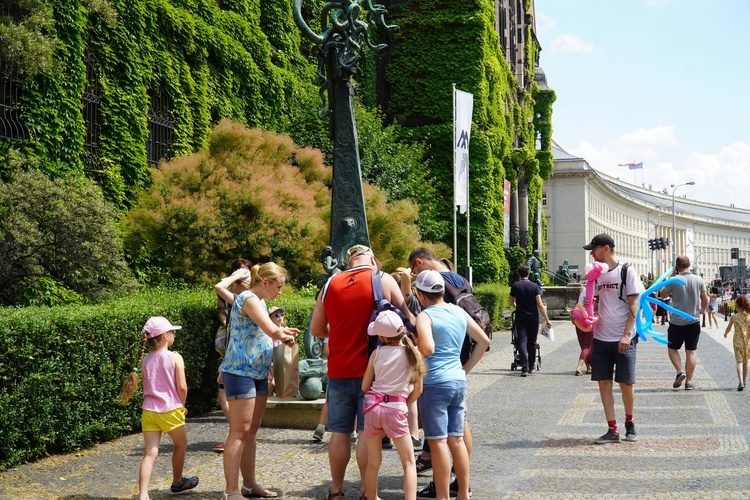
[{"left": 325, "top": 491, "right": 345, "bottom": 499}]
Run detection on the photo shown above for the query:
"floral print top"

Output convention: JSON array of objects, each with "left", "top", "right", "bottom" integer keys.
[{"left": 220, "top": 290, "right": 273, "bottom": 379}]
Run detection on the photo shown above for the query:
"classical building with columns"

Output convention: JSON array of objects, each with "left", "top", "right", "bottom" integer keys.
[{"left": 542, "top": 142, "right": 750, "bottom": 287}]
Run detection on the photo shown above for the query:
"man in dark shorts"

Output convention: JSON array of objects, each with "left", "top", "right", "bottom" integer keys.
[
  {"left": 509, "top": 265, "right": 552, "bottom": 376},
  {"left": 583, "top": 233, "right": 644, "bottom": 444},
  {"left": 660, "top": 256, "right": 708, "bottom": 390}
]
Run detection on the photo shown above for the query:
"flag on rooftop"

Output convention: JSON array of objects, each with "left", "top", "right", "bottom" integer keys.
[{"left": 618, "top": 161, "right": 643, "bottom": 170}]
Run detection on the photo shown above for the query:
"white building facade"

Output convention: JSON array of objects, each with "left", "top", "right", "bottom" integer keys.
[{"left": 543, "top": 142, "right": 750, "bottom": 287}]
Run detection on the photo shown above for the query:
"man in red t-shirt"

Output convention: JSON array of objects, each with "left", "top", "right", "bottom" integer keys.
[{"left": 311, "top": 245, "right": 414, "bottom": 499}]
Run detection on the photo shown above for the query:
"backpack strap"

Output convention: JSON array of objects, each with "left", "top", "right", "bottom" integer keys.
[
  {"left": 371, "top": 269, "right": 384, "bottom": 305},
  {"left": 619, "top": 263, "right": 630, "bottom": 302}
]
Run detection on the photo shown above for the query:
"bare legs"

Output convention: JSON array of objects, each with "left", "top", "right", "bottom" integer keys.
[
  {"left": 736, "top": 360, "right": 748, "bottom": 385},
  {"left": 708, "top": 312, "right": 719, "bottom": 329},
  {"left": 597, "top": 380, "right": 634, "bottom": 422},
  {"left": 669, "top": 348, "right": 697, "bottom": 385},
  {"left": 428, "top": 436, "right": 471, "bottom": 500},
  {"left": 223, "top": 395, "right": 270, "bottom": 496},
  {"left": 138, "top": 425, "right": 188, "bottom": 500},
  {"left": 408, "top": 401, "right": 420, "bottom": 442},
  {"left": 139, "top": 431, "right": 161, "bottom": 500}
]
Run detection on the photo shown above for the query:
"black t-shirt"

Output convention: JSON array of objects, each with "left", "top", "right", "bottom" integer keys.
[{"left": 510, "top": 279, "right": 540, "bottom": 322}]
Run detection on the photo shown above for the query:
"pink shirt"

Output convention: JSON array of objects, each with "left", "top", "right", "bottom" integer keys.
[{"left": 141, "top": 350, "right": 183, "bottom": 413}]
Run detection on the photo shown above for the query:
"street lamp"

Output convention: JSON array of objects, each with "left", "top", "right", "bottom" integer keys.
[{"left": 671, "top": 181, "right": 695, "bottom": 266}]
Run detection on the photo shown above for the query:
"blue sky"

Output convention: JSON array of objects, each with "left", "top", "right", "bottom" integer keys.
[{"left": 535, "top": 0, "right": 750, "bottom": 209}]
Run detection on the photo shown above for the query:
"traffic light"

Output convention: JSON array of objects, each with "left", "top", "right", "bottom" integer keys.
[
  {"left": 732, "top": 247, "right": 739, "bottom": 259},
  {"left": 656, "top": 237, "right": 664, "bottom": 249},
  {"left": 648, "top": 238, "right": 656, "bottom": 250}
]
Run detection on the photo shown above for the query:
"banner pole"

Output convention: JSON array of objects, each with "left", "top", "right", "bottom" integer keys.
[
  {"left": 452, "top": 83, "right": 457, "bottom": 271},
  {"left": 466, "top": 156, "right": 471, "bottom": 285}
]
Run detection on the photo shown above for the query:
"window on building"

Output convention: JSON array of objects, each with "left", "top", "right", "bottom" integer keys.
[
  {"left": 541, "top": 191, "right": 547, "bottom": 206},
  {"left": 81, "top": 47, "right": 102, "bottom": 173},
  {"left": 0, "top": 56, "right": 30, "bottom": 142},
  {"left": 146, "top": 85, "right": 174, "bottom": 167}
]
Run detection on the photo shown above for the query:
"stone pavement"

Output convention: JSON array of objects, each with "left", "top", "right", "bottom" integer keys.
[{"left": 2, "top": 319, "right": 750, "bottom": 499}]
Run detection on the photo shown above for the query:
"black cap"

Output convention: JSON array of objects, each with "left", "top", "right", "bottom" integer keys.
[{"left": 583, "top": 233, "right": 615, "bottom": 250}]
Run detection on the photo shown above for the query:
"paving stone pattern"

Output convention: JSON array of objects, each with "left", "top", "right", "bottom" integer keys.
[{"left": 1, "top": 321, "right": 749, "bottom": 499}]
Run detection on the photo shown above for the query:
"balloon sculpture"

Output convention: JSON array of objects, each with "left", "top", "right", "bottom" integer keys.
[
  {"left": 635, "top": 268, "right": 697, "bottom": 344},
  {"left": 571, "top": 261, "right": 608, "bottom": 331}
]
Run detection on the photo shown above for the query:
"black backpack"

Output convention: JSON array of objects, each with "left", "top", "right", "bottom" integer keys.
[{"left": 442, "top": 277, "right": 493, "bottom": 362}]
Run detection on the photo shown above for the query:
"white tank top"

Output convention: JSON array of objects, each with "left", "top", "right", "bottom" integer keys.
[{"left": 370, "top": 344, "right": 412, "bottom": 410}]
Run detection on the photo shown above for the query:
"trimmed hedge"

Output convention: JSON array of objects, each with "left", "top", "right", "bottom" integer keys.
[
  {"left": 0, "top": 287, "right": 315, "bottom": 469},
  {"left": 475, "top": 283, "right": 512, "bottom": 331},
  {"left": 0, "top": 282, "right": 512, "bottom": 468}
]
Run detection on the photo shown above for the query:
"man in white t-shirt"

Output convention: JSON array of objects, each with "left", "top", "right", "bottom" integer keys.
[{"left": 583, "top": 233, "right": 645, "bottom": 444}]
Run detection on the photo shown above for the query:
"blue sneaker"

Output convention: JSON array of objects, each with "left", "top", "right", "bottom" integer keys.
[{"left": 170, "top": 475, "right": 198, "bottom": 493}]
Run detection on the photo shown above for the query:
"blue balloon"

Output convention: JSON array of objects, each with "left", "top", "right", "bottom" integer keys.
[{"left": 634, "top": 267, "right": 695, "bottom": 344}]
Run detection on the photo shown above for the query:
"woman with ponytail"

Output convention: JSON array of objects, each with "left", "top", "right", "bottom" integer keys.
[
  {"left": 119, "top": 316, "right": 199, "bottom": 499},
  {"left": 214, "top": 262, "right": 298, "bottom": 499}
]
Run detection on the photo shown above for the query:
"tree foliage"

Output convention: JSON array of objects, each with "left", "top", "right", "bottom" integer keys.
[
  {"left": 355, "top": 104, "right": 446, "bottom": 242},
  {"left": 122, "top": 120, "right": 448, "bottom": 287},
  {"left": 0, "top": 0, "right": 56, "bottom": 75},
  {"left": 0, "top": 170, "right": 135, "bottom": 306}
]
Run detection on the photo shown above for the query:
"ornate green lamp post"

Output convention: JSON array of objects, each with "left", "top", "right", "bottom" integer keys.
[
  {"left": 294, "top": 1, "right": 397, "bottom": 397},
  {"left": 294, "top": 0, "right": 396, "bottom": 274}
]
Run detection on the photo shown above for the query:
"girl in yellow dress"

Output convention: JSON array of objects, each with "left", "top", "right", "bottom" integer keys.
[{"left": 724, "top": 295, "right": 750, "bottom": 391}]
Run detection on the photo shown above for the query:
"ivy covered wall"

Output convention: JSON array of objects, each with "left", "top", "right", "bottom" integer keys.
[
  {"left": 2, "top": 0, "right": 556, "bottom": 285},
  {"left": 376, "top": 0, "right": 555, "bottom": 283},
  {"left": 2, "top": 0, "right": 326, "bottom": 208}
]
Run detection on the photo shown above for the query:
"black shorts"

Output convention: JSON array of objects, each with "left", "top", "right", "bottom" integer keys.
[
  {"left": 667, "top": 322, "right": 701, "bottom": 351},
  {"left": 591, "top": 337, "right": 637, "bottom": 384}
]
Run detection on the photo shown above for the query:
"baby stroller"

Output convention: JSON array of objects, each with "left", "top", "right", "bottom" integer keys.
[{"left": 510, "top": 311, "right": 541, "bottom": 371}]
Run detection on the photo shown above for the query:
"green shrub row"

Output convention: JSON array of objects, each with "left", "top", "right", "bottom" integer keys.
[
  {"left": 474, "top": 282, "right": 512, "bottom": 331},
  {"left": 0, "top": 280, "right": 508, "bottom": 469},
  {"left": 0, "top": 287, "right": 315, "bottom": 469}
]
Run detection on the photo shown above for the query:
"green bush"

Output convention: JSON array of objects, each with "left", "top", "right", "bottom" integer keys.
[
  {"left": 474, "top": 282, "right": 511, "bottom": 330},
  {"left": 0, "top": 286, "right": 315, "bottom": 469},
  {"left": 121, "top": 120, "right": 449, "bottom": 288},
  {"left": 0, "top": 170, "right": 137, "bottom": 306}
]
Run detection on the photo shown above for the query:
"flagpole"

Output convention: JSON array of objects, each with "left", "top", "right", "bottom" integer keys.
[
  {"left": 452, "top": 83, "right": 457, "bottom": 271},
  {"left": 466, "top": 135, "right": 471, "bottom": 286}
]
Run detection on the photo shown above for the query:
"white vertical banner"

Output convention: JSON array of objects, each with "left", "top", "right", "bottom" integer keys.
[{"left": 454, "top": 88, "right": 473, "bottom": 214}]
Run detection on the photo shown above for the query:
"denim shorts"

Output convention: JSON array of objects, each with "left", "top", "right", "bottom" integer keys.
[
  {"left": 141, "top": 408, "right": 185, "bottom": 432},
  {"left": 591, "top": 337, "right": 637, "bottom": 384},
  {"left": 326, "top": 377, "right": 365, "bottom": 433},
  {"left": 222, "top": 372, "right": 269, "bottom": 400},
  {"left": 418, "top": 380, "right": 466, "bottom": 440}
]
